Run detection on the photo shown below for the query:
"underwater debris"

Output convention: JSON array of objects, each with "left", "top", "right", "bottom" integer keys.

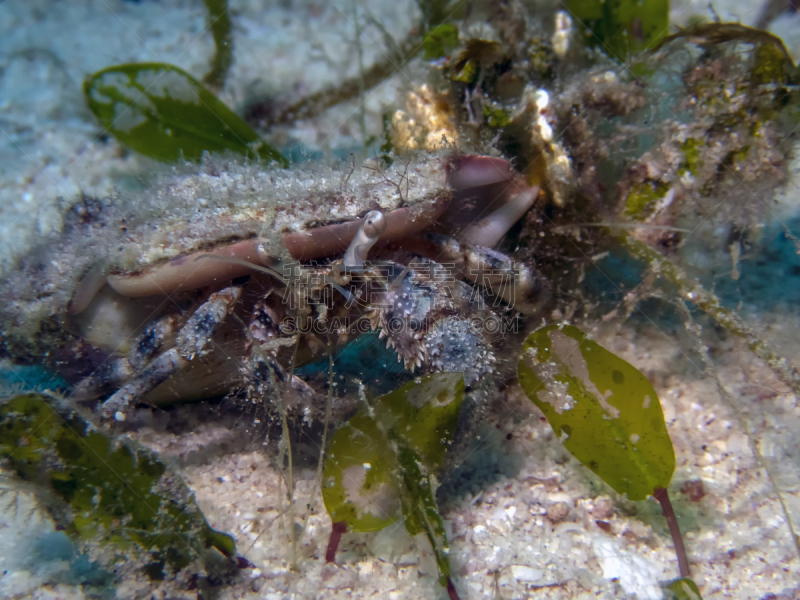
[
  {"left": 618, "top": 232, "right": 800, "bottom": 398},
  {"left": 545, "top": 35, "right": 798, "bottom": 256},
  {"left": 391, "top": 84, "right": 459, "bottom": 151},
  {"left": 653, "top": 22, "right": 798, "bottom": 79},
  {"left": 251, "top": 0, "right": 464, "bottom": 129}
]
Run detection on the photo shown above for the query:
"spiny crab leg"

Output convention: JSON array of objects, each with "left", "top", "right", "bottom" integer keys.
[{"left": 99, "top": 285, "right": 242, "bottom": 421}]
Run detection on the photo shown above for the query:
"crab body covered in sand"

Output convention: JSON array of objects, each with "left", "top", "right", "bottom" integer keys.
[{"left": 0, "top": 153, "right": 545, "bottom": 425}]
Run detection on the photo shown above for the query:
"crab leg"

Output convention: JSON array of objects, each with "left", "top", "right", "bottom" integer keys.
[
  {"left": 71, "top": 316, "right": 177, "bottom": 401},
  {"left": 462, "top": 244, "right": 545, "bottom": 310},
  {"left": 385, "top": 233, "right": 546, "bottom": 311},
  {"left": 99, "top": 286, "right": 242, "bottom": 421}
]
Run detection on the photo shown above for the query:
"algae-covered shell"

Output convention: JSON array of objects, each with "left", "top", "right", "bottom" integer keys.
[{"left": 0, "top": 155, "right": 452, "bottom": 365}]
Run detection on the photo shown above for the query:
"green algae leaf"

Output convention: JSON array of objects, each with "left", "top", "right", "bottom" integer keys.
[
  {"left": 753, "top": 41, "right": 790, "bottom": 85},
  {"left": 84, "top": 63, "right": 287, "bottom": 166},
  {"left": 666, "top": 577, "right": 704, "bottom": 599},
  {"left": 323, "top": 373, "right": 464, "bottom": 589},
  {"left": 567, "top": 0, "right": 669, "bottom": 61},
  {"left": 0, "top": 393, "right": 236, "bottom": 577},
  {"left": 624, "top": 180, "right": 669, "bottom": 219},
  {"left": 423, "top": 24, "right": 459, "bottom": 60},
  {"left": 483, "top": 105, "right": 511, "bottom": 128},
  {"left": 323, "top": 372, "right": 464, "bottom": 528},
  {"left": 322, "top": 408, "right": 403, "bottom": 532},
  {"left": 517, "top": 324, "right": 675, "bottom": 500}
]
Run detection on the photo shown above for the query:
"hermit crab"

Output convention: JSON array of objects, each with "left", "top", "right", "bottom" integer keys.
[{"left": 0, "top": 153, "right": 544, "bottom": 425}]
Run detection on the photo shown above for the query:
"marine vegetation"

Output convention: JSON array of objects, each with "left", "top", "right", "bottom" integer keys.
[
  {"left": 0, "top": 393, "right": 238, "bottom": 594},
  {"left": 0, "top": 0, "right": 799, "bottom": 598}
]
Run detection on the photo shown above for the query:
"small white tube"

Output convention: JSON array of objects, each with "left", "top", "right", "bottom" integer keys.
[{"left": 343, "top": 210, "right": 387, "bottom": 267}]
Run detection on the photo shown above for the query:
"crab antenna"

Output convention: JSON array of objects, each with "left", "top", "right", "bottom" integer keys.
[{"left": 343, "top": 210, "right": 386, "bottom": 267}]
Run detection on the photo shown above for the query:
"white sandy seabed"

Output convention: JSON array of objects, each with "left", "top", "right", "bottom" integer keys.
[{"left": 1, "top": 1, "right": 800, "bottom": 599}]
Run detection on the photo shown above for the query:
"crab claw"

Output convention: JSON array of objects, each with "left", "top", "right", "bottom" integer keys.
[
  {"left": 281, "top": 194, "right": 450, "bottom": 262},
  {"left": 444, "top": 155, "right": 540, "bottom": 247},
  {"left": 106, "top": 238, "right": 265, "bottom": 298}
]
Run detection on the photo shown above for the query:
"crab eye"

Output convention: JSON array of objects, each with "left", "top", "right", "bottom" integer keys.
[
  {"left": 343, "top": 210, "right": 387, "bottom": 267},
  {"left": 362, "top": 210, "right": 387, "bottom": 239}
]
